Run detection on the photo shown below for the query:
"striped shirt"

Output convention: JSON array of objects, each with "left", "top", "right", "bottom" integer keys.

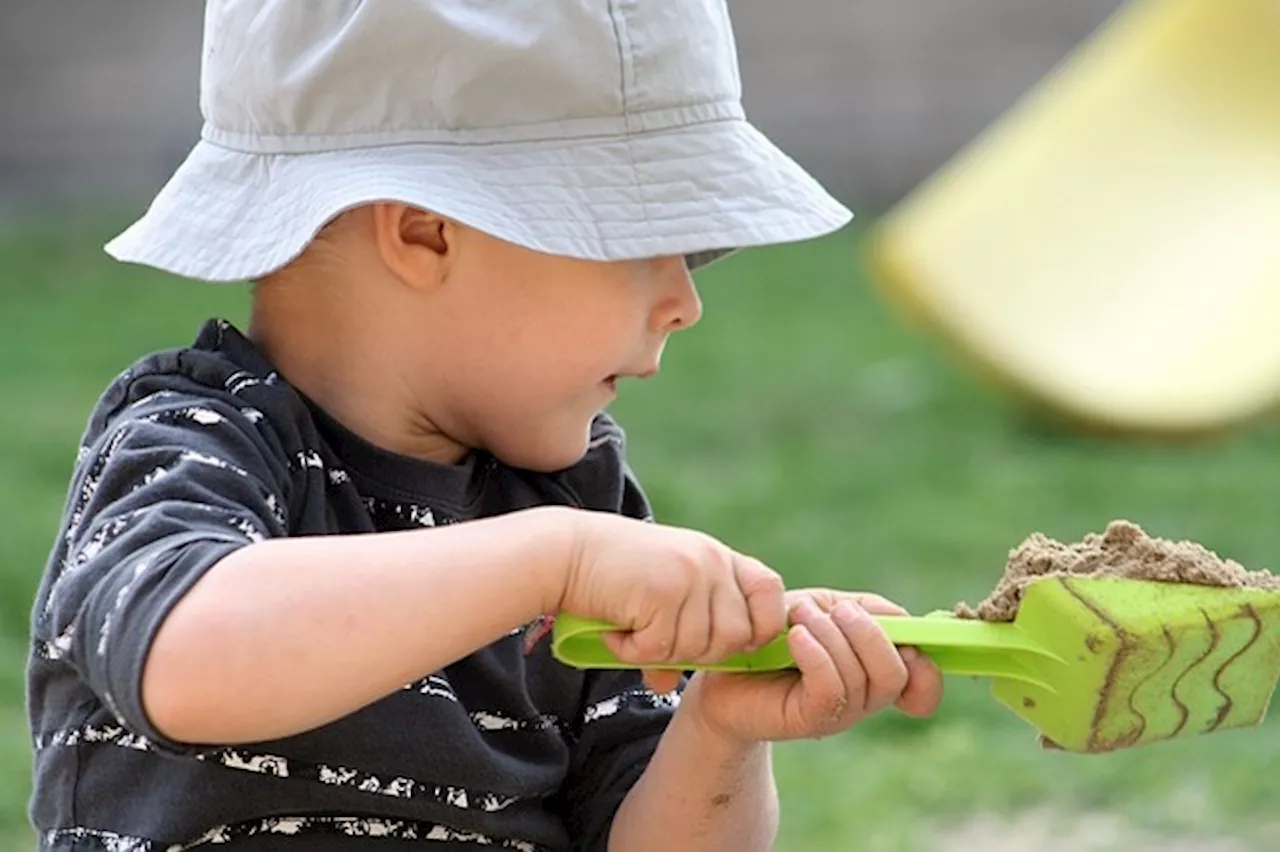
[{"left": 27, "top": 319, "right": 679, "bottom": 851}]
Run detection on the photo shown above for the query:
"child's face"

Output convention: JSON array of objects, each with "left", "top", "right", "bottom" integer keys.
[{"left": 414, "top": 225, "right": 703, "bottom": 471}]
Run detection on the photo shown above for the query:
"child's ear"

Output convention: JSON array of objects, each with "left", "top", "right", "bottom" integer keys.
[{"left": 371, "top": 203, "right": 450, "bottom": 292}]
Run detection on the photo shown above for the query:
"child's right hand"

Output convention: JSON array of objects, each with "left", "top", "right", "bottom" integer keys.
[{"left": 557, "top": 511, "right": 788, "bottom": 688}]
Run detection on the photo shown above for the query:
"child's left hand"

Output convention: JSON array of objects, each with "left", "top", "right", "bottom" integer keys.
[{"left": 664, "top": 588, "right": 944, "bottom": 744}]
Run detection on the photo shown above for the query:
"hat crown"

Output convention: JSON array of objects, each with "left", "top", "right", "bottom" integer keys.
[{"left": 200, "top": 0, "right": 743, "bottom": 153}]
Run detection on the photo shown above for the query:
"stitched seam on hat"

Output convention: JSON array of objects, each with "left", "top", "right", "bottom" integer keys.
[
  {"left": 606, "top": 0, "right": 655, "bottom": 244},
  {"left": 199, "top": 101, "right": 747, "bottom": 153}
]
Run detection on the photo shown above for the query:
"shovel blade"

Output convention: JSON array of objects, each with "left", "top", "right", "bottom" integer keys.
[{"left": 993, "top": 576, "right": 1280, "bottom": 753}]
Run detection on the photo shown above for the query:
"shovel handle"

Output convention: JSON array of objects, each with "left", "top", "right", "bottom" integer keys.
[{"left": 551, "top": 612, "right": 1059, "bottom": 688}]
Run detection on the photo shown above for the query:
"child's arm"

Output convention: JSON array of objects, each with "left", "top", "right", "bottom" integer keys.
[
  {"left": 608, "top": 697, "right": 779, "bottom": 852},
  {"left": 47, "top": 392, "right": 783, "bottom": 749},
  {"left": 142, "top": 510, "right": 573, "bottom": 744},
  {"left": 145, "top": 511, "right": 783, "bottom": 747}
]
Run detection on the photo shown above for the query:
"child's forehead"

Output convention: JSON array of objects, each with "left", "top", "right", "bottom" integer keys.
[{"left": 203, "top": 1, "right": 738, "bottom": 149}]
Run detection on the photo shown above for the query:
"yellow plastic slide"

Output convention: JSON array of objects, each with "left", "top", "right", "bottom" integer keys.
[{"left": 867, "top": 0, "right": 1280, "bottom": 435}]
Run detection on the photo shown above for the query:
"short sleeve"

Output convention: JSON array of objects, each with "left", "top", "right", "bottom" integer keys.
[{"left": 33, "top": 391, "right": 292, "bottom": 754}]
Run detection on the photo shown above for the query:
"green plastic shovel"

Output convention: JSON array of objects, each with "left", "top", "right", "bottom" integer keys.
[{"left": 552, "top": 576, "right": 1280, "bottom": 753}]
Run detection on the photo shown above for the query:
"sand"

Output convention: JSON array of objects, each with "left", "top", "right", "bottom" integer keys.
[{"left": 957, "top": 520, "right": 1280, "bottom": 622}]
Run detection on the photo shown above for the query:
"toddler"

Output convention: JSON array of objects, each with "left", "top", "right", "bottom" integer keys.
[{"left": 27, "top": 2, "right": 942, "bottom": 850}]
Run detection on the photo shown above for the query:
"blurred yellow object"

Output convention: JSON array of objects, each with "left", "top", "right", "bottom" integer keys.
[{"left": 867, "top": 0, "right": 1280, "bottom": 435}]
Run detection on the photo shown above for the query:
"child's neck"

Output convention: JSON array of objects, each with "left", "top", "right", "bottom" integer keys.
[{"left": 247, "top": 280, "right": 471, "bottom": 467}]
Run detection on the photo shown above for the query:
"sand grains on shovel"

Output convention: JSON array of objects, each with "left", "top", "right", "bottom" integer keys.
[{"left": 957, "top": 520, "right": 1280, "bottom": 622}]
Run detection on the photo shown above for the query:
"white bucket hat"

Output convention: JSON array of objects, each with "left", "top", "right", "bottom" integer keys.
[{"left": 105, "top": 0, "right": 853, "bottom": 282}]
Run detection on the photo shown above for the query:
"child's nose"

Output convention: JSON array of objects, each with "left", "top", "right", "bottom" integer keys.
[{"left": 653, "top": 257, "right": 703, "bottom": 332}]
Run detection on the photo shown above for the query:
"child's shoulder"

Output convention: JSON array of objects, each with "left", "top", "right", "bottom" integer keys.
[{"left": 79, "top": 318, "right": 311, "bottom": 464}]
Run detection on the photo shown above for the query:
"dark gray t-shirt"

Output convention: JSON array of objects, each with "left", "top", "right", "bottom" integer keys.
[{"left": 27, "top": 319, "right": 680, "bottom": 851}]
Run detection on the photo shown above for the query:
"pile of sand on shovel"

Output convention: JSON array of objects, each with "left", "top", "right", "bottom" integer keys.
[{"left": 956, "top": 520, "right": 1280, "bottom": 623}]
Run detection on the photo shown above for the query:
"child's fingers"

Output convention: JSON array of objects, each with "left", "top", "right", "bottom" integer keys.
[
  {"left": 842, "top": 595, "right": 934, "bottom": 716},
  {"left": 894, "top": 649, "right": 944, "bottom": 718},
  {"left": 786, "top": 623, "right": 846, "bottom": 725},
  {"left": 703, "top": 580, "right": 755, "bottom": 663},
  {"left": 851, "top": 593, "right": 908, "bottom": 617},
  {"left": 671, "top": 581, "right": 714, "bottom": 662},
  {"left": 735, "top": 555, "right": 787, "bottom": 651},
  {"left": 791, "top": 600, "right": 864, "bottom": 715},
  {"left": 615, "top": 577, "right": 710, "bottom": 665},
  {"left": 611, "top": 595, "right": 684, "bottom": 664},
  {"left": 642, "top": 669, "right": 683, "bottom": 695},
  {"left": 832, "top": 602, "right": 908, "bottom": 715}
]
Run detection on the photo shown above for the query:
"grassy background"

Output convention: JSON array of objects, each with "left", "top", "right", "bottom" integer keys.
[{"left": 2, "top": 220, "right": 1278, "bottom": 850}]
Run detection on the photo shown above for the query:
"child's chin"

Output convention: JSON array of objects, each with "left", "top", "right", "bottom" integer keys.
[{"left": 492, "top": 426, "right": 592, "bottom": 474}]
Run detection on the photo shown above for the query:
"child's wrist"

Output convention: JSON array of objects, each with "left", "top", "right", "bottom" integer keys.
[
  {"left": 677, "top": 674, "right": 765, "bottom": 756},
  {"left": 515, "top": 505, "right": 580, "bottom": 615}
]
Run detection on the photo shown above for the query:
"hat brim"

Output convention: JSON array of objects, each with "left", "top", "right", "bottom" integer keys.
[{"left": 105, "top": 117, "right": 852, "bottom": 282}]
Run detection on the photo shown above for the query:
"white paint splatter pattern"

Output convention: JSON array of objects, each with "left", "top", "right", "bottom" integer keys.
[
  {"left": 217, "top": 749, "right": 289, "bottom": 777},
  {"left": 70, "top": 515, "right": 130, "bottom": 568},
  {"left": 470, "top": 710, "right": 560, "bottom": 734},
  {"left": 95, "top": 555, "right": 154, "bottom": 658},
  {"left": 139, "top": 465, "right": 171, "bottom": 487},
  {"left": 288, "top": 448, "right": 358, "bottom": 489},
  {"left": 48, "top": 508, "right": 164, "bottom": 618},
  {"left": 223, "top": 370, "right": 280, "bottom": 397},
  {"left": 38, "top": 622, "right": 76, "bottom": 661},
  {"left": 46, "top": 815, "right": 544, "bottom": 851},
  {"left": 45, "top": 500, "right": 277, "bottom": 627},
  {"left": 227, "top": 516, "right": 265, "bottom": 543},
  {"left": 128, "top": 446, "right": 256, "bottom": 493},
  {"left": 64, "top": 425, "right": 133, "bottom": 544},
  {"left": 366, "top": 497, "right": 444, "bottom": 528},
  {"left": 178, "top": 450, "right": 253, "bottom": 479},
  {"left": 404, "top": 674, "right": 459, "bottom": 702},
  {"left": 296, "top": 449, "right": 324, "bottom": 470},
  {"left": 263, "top": 492, "right": 287, "bottom": 528},
  {"left": 37, "top": 723, "right": 153, "bottom": 752},
  {"left": 400, "top": 676, "right": 562, "bottom": 734},
  {"left": 124, "top": 390, "right": 181, "bottom": 411},
  {"left": 139, "top": 405, "right": 226, "bottom": 428},
  {"left": 43, "top": 439, "right": 283, "bottom": 619},
  {"left": 61, "top": 403, "right": 243, "bottom": 551},
  {"left": 583, "top": 688, "right": 682, "bottom": 725},
  {"left": 38, "top": 723, "right": 520, "bottom": 813},
  {"left": 399, "top": 670, "right": 682, "bottom": 734},
  {"left": 43, "top": 827, "right": 151, "bottom": 852},
  {"left": 287, "top": 748, "right": 522, "bottom": 811},
  {"left": 186, "top": 408, "right": 225, "bottom": 426}
]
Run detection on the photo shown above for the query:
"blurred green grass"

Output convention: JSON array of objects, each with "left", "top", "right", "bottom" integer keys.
[{"left": 2, "top": 220, "right": 1278, "bottom": 851}]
